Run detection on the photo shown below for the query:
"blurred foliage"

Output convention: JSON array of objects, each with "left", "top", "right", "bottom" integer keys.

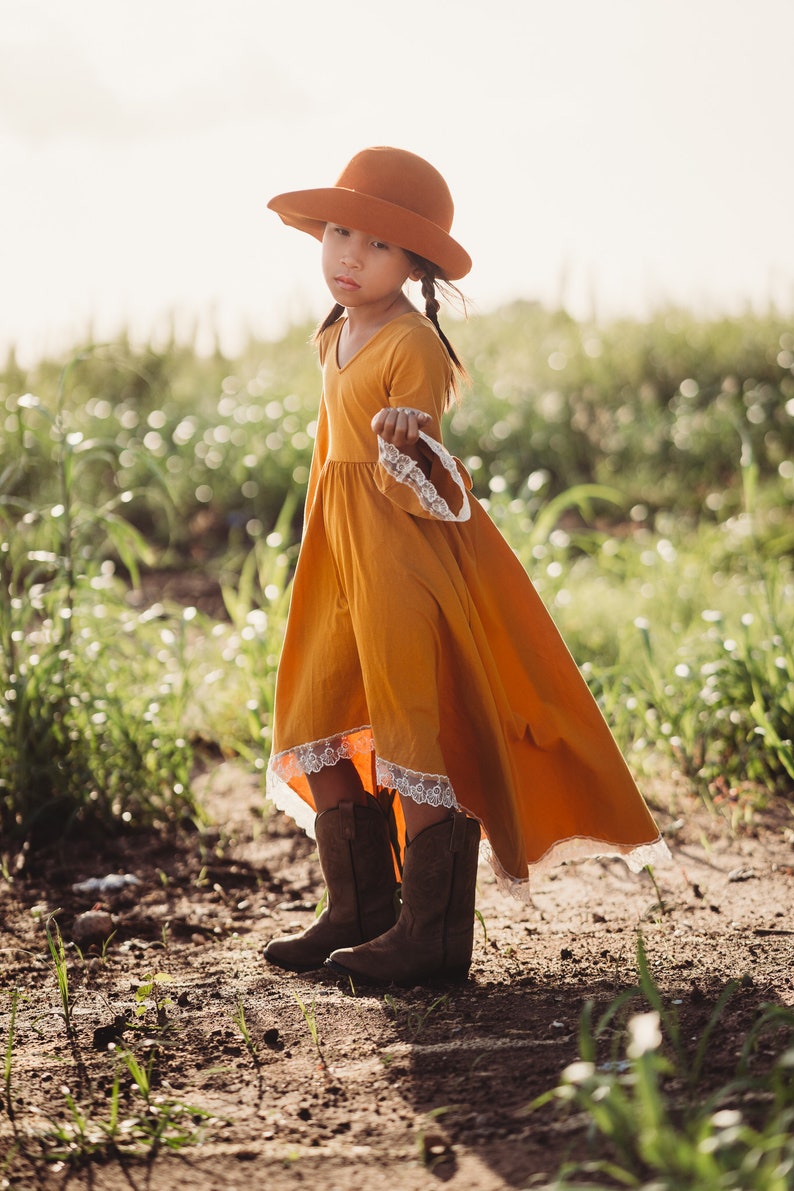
[
  {"left": 448, "top": 302, "right": 794, "bottom": 522},
  {"left": 0, "top": 385, "right": 200, "bottom": 843},
  {"left": 2, "top": 303, "right": 793, "bottom": 564}
]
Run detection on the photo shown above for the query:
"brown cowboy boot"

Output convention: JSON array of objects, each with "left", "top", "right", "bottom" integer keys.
[
  {"left": 264, "top": 799, "right": 399, "bottom": 972},
  {"left": 325, "top": 810, "right": 480, "bottom": 986}
]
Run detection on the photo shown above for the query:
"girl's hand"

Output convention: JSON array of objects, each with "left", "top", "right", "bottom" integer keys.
[{"left": 371, "top": 407, "right": 431, "bottom": 450}]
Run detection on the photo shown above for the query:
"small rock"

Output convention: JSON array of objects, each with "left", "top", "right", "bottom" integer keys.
[
  {"left": 72, "top": 873, "right": 141, "bottom": 895},
  {"left": 728, "top": 867, "right": 756, "bottom": 883},
  {"left": 71, "top": 911, "right": 115, "bottom": 946}
]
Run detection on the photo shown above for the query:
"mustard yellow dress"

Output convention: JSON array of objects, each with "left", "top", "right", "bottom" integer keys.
[{"left": 266, "top": 312, "right": 668, "bottom": 897}]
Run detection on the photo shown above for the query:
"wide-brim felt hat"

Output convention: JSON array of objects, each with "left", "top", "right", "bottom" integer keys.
[{"left": 267, "top": 146, "right": 472, "bottom": 280}]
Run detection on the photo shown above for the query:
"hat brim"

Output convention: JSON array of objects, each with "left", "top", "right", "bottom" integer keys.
[{"left": 267, "top": 187, "right": 472, "bottom": 281}]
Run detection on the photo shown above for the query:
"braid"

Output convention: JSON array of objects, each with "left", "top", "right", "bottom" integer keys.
[
  {"left": 421, "top": 275, "right": 442, "bottom": 326},
  {"left": 415, "top": 265, "right": 468, "bottom": 405},
  {"left": 313, "top": 303, "right": 344, "bottom": 343}
]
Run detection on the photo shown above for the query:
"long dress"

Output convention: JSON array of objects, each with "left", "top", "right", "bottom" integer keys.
[{"left": 265, "top": 311, "right": 669, "bottom": 898}]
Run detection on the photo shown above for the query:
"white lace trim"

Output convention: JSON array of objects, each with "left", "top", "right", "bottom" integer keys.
[
  {"left": 375, "top": 757, "right": 458, "bottom": 809},
  {"left": 377, "top": 425, "right": 471, "bottom": 522},
  {"left": 480, "top": 833, "right": 673, "bottom": 902},
  {"left": 269, "top": 725, "right": 374, "bottom": 781}
]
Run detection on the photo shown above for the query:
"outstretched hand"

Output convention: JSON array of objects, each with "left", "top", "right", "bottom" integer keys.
[{"left": 371, "top": 407, "right": 431, "bottom": 450}]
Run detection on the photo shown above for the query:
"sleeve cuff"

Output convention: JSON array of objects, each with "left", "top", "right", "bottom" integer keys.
[{"left": 376, "top": 430, "right": 472, "bottom": 522}]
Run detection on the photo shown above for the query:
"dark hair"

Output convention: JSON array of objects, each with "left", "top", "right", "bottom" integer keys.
[
  {"left": 406, "top": 251, "right": 469, "bottom": 405},
  {"left": 313, "top": 252, "right": 468, "bottom": 408}
]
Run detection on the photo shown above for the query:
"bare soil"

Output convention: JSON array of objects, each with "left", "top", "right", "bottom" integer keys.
[{"left": 1, "top": 764, "right": 793, "bottom": 1191}]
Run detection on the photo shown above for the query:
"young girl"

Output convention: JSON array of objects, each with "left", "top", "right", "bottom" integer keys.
[{"left": 263, "top": 146, "right": 669, "bottom": 986}]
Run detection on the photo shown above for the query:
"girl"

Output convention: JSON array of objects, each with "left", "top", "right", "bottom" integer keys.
[{"left": 263, "top": 146, "right": 669, "bottom": 986}]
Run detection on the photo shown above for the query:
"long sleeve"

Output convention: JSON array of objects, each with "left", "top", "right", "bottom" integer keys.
[{"left": 373, "top": 322, "right": 471, "bottom": 521}]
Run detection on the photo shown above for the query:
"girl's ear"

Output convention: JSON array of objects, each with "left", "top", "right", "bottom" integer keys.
[{"left": 408, "top": 265, "right": 425, "bottom": 282}]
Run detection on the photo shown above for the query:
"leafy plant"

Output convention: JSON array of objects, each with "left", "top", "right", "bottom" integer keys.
[
  {"left": 36, "top": 1052, "right": 214, "bottom": 1165},
  {"left": 131, "top": 972, "right": 173, "bottom": 1029},
  {"left": 0, "top": 360, "right": 200, "bottom": 843},
  {"left": 529, "top": 937, "right": 794, "bottom": 1189}
]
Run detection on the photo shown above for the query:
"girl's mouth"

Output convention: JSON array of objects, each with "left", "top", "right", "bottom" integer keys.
[{"left": 335, "top": 275, "right": 360, "bottom": 291}]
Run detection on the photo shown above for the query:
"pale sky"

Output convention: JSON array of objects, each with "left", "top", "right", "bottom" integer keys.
[{"left": 1, "top": 0, "right": 792, "bottom": 364}]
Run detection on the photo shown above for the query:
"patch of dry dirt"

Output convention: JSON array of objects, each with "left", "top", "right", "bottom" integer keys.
[{"left": 1, "top": 765, "right": 793, "bottom": 1191}]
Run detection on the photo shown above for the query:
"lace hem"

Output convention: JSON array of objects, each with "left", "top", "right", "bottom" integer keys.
[
  {"left": 378, "top": 426, "right": 471, "bottom": 522},
  {"left": 375, "top": 757, "right": 458, "bottom": 809},
  {"left": 267, "top": 727, "right": 459, "bottom": 811},
  {"left": 480, "top": 834, "right": 672, "bottom": 903},
  {"left": 265, "top": 727, "right": 672, "bottom": 897},
  {"left": 268, "top": 725, "right": 374, "bottom": 781},
  {"left": 527, "top": 833, "right": 671, "bottom": 875}
]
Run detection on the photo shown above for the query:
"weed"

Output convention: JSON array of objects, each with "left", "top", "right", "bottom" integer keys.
[
  {"left": 383, "top": 993, "right": 399, "bottom": 1018},
  {"left": 45, "top": 917, "right": 72, "bottom": 1036},
  {"left": 383, "top": 992, "right": 450, "bottom": 1040},
  {"left": 132, "top": 972, "right": 172, "bottom": 1029},
  {"left": 35, "top": 1051, "right": 214, "bottom": 1165},
  {"left": 232, "top": 996, "right": 259, "bottom": 1059},
  {"left": 293, "top": 992, "right": 325, "bottom": 1066},
  {"left": 408, "top": 994, "right": 450, "bottom": 1040},
  {"left": 0, "top": 354, "right": 199, "bottom": 845},
  {"left": 2, "top": 988, "right": 20, "bottom": 1123},
  {"left": 643, "top": 864, "right": 668, "bottom": 917},
  {"left": 417, "top": 1105, "right": 454, "bottom": 1169}
]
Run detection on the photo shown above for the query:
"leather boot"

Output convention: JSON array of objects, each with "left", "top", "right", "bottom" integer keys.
[
  {"left": 325, "top": 810, "right": 480, "bottom": 987},
  {"left": 264, "top": 799, "right": 399, "bottom": 972}
]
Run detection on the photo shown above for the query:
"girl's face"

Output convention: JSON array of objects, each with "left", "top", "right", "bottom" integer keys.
[{"left": 321, "top": 224, "right": 420, "bottom": 311}]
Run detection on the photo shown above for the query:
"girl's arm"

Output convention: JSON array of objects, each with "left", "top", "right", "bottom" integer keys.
[{"left": 371, "top": 324, "right": 471, "bottom": 521}]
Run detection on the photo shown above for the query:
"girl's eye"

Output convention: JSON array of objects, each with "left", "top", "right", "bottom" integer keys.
[
  {"left": 372, "top": 241, "right": 389, "bottom": 251},
  {"left": 332, "top": 226, "right": 350, "bottom": 237}
]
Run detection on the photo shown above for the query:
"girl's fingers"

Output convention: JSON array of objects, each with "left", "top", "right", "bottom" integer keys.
[{"left": 371, "top": 408, "right": 431, "bottom": 442}]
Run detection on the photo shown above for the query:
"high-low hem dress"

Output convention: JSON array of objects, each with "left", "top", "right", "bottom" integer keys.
[{"left": 265, "top": 311, "right": 670, "bottom": 900}]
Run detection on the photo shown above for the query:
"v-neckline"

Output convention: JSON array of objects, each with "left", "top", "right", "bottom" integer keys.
[{"left": 334, "top": 311, "right": 417, "bottom": 371}]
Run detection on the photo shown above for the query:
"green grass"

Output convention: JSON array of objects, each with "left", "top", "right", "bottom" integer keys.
[{"left": 530, "top": 938, "right": 794, "bottom": 1190}]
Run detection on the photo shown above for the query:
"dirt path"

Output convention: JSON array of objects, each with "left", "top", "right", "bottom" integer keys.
[{"left": 1, "top": 765, "right": 792, "bottom": 1190}]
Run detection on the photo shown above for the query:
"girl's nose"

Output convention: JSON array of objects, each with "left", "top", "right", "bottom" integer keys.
[{"left": 340, "top": 233, "right": 363, "bottom": 268}]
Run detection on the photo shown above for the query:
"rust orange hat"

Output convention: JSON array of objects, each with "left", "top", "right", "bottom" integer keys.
[{"left": 267, "top": 146, "right": 472, "bottom": 280}]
